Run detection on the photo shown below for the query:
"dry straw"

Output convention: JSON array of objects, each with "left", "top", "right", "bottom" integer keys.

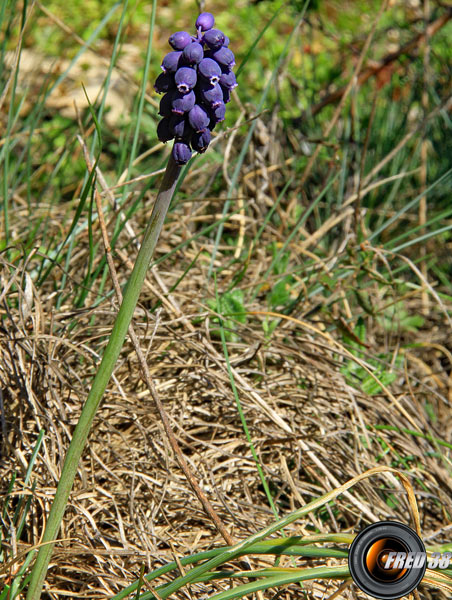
[{"left": 109, "top": 465, "right": 452, "bottom": 600}]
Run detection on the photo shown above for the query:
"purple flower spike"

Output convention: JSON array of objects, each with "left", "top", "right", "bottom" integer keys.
[
  {"left": 199, "top": 82, "right": 223, "bottom": 107},
  {"left": 171, "top": 90, "right": 196, "bottom": 114},
  {"left": 188, "top": 104, "right": 210, "bottom": 132},
  {"left": 161, "top": 51, "right": 182, "bottom": 73},
  {"left": 182, "top": 42, "right": 204, "bottom": 65},
  {"left": 192, "top": 129, "right": 211, "bottom": 153},
  {"left": 196, "top": 12, "right": 215, "bottom": 31},
  {"left": 157, "top": 117, "right": 174, "bottom": 142},
  {"left": 175, "top": 67, "right": 197, "bottom": 93},
  {"left": 172, "top": 141, "right": 192, "bottom": 165},
  {"left": 198, "top": 57, "right": 222, "bottom": 85},
  {"left": 154, "top": 13, "right": 236, "bottom": 159},
  {"left": 202, "top": 29, "right": 225, "bottom": 50},
  {"left": 154, "top": 71, "right": 175, "bottom": 94},
  {"left": 169, "top": 31, "right": 192, "bottom": 50},
  {"left": 219, "top": 71, "right": 237, "bottom": 90},
  {"left": 211, "top": 47, "right": 235, "bottom": 70}
]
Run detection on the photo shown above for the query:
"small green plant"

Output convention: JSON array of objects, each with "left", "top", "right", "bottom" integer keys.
[
  {"left": 340, "top": 317, "right": 404, "bottom": 395},
  {"left": 206, "top": 288, "right": 246, "bottom": 342},
  {"left": 377, "top": 300, "right": 425, "bottom": 333},
  {"left": 261, "top": 242, "right": 298, "bottom": 335}
]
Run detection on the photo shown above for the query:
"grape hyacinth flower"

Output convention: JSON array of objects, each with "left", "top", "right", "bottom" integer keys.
[
  {"left": 196, "top": 12, "right": 215, "bottom": 31},
  {"left": 219, "top": 71, "right": 237, "bottom": 91},
  {"left": 171, "top": 90, "right": 196, "bottom": 115},
  {"left": 198, "top": 57, "right": 222, "bottom": 85},
  {"left": 209, "top": 102, "right": 226, "bottom": 123},
  {"left": 210, "top": 47, "right": 235, "bottom": 70},
  {"left": 188, "top": 104, "right": 210, "bottom": 132},
  {"left": 198, "top": 81, "right": 224, "bottom": 108},
  {"left": 170, "top": 113, "right": 194, "bottom": 139},
  {"left": 26, "top": 14, "right": 236, "bottom": 599},
  {"left": 159, "top": 92, "right": 174, "bottom": 117},
  {"left": 172, "top": 141, "right": 193, "bottom": 165},
  {"left": 154, "top": 71, "right": 175, "bottom": 94},
  {"left": 168, "top": 31, "right": 192, "bottom": 50},
  {"left": 154, "top": 11, "right": 237, "bottom": 164},
  {"left": 157, "top": 117, "right": 173, "bottom": 142},
  {"left": 182, "top": 42, "right": 204, "bottom": 65},
  {"left": 175, "top": 66, "right": 197, "bottom": 93},
  {"left": 161, "top": 51, "right": 182, "bottom": 73},
  {"left": 202, "top": 29, "right": 226, "bottom": 50},
  {"left": 191, "top": 129, "right": 211, "bottom": 153}
]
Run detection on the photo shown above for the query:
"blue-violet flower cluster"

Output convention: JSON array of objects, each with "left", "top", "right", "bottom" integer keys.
[{"left": 154, "top": 12, "right": 237, "bottom": 165}]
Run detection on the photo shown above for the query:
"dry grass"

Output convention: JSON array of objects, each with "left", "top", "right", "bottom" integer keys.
[{"left": 1, "top": 127, "right": 451, "bottom": 598}]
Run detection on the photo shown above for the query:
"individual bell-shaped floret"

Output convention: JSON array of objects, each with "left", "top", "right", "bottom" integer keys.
[
  {"left": 198, "top": 82, "right": 223, "bottom": 108},
  {"left": 198, "top": 57, "right": 222, "bottom": 85},
  {"left": 202, "top": 29, "right": 226, "bottom": 50},
  {"left": 219, "top": 71, "right": 238, "bottom": 90},
  {"left": 154, "top": 71, "right": 175, "bottom": 94},
  {"left": 172, "top": 141, "right": 192, "bottom": 165},
  {"left": 196, "top": 12, "right": 215, "bottom": 31},
  {"left": 223, "top": 35, "right": 230, "bottom": 47},
  {"left": 169, "top": 31, "right": 192, "bottom": 50},
  {"left": 159, "top": 91, "right": 174, "bottom": 117},
  {"left": 182, "top": 42, "right": 204, "bottom": 65},
  {"left": 157, "top": 117, "right": 174, "bottom": 142},
  {"left": 171, "top": 90, "right": 196, "bottom": 114},
  {"left": 175, "top": 67, "right": 197, "bottom": 93},
  {"left": 211, "top": 47, "right": 235, "bottom": 70},
  {"left": 191, "top": 129, "right": 211, "bottom": 153},
  {"left": 188, "top": 104, "right": 210, "bottom": 132},
  {"left": 170, "top": 114, "right": 194, "bottom": 139},
  {"left": 209, "top": 102, "right": 226, "bottom": 123},
  {"left": 161, "top": 51, "right": 182, "bottom": 73}
]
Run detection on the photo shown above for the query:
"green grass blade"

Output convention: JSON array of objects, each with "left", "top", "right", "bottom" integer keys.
[
  {"left": 208, "top": 8, "right": 307, "bottom": 278},
  {"left": 216, "top": 275, "right": 279, "bottom": 519},
  {"left": 119, "top": 0, "right": 156, "bottom": 205},
  {"left": 38, "top": 149, "right": 100, "bottom": 287},
  {"left": 111, "top": 537, "right": 352, "bottom": 600},
  {"left": 367, "top": 168, "right": 452, "bottom": 243},
  {"left": 235, "top": 3, "right": 285, "bottom": 79},
  {"left": 207, "top": 565, "right": 350, "bottom": 600}
]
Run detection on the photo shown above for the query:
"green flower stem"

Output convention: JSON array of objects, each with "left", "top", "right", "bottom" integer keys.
[{"left": 26, "top": 155, "right": 181, "bottom": 600}]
